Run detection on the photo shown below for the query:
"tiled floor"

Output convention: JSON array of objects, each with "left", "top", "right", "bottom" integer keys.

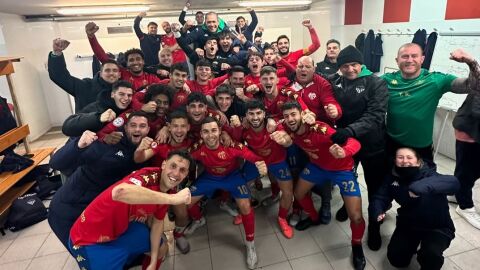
[{"left": 1, "top": 130, "right": 479, "bottom": 270}]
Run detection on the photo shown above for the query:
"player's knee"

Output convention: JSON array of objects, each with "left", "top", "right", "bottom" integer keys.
[{"left": 237, "top": 200, "right": 251, "bottom": 215}]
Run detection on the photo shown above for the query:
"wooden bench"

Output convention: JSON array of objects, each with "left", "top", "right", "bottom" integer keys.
[{"left": 0, "top": 125, "right": 55, "bottom": 226}]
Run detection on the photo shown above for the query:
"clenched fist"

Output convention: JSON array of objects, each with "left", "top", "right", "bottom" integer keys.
[
  {"left": 85, "top": 22, "right": 99, "bottom": 37},
  {"left": 100, "top": 109, "right": 116, "bottom": 123},
  {"left": 78, "top": 130, "right": 98, "bottom": 148},
  {"left": 255, "top": 161, "right": 268, "bottom": 176},
  {"left": 230, "top": 115, "right": 241, "bottom": 127},
  {"left": 324, "top": 104, "right": 338, "bottom": 119},
  {"left": 52, "top": 38, "right": 70, "bottom": 55},
  {"left": 329, "top": 144, "right": 346, "bottom": 159}
]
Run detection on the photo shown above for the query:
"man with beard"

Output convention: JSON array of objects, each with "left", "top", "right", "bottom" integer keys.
[
  {"left": 68, "top": 151, "right": 194, "bottom": 270},
  {"left": 48, "top": 38, "right": 121, "bottom": 112},
  {"left": 86, "top": 22, "right": 161, "bottom": 90},
  {"left": 230, "top": 100, "right": 295, "bottom": 239},
  {"left": 179, "top": 11, "right": 227, "bottom": 48},
  {"left": 160, "top": 21, "right": 187, "bottom": 65},
  {"left": 62, "top": 80, "right": 133, "bottom": 137},
  {"left": 133, "top": 110, "right": 193, "bottom": 255},
  {"left": 315, "top": 39, "right": 341, "bottom": 77},
  {"left": 96, "top": 84, "right": 173, "bottom": 144},
  {"left": 144, "top": 48, "right": 173, "bottom": 80},
  {"left": 133, "top": 12, "right": 162, "bottom": 67},
  {"left": 272, "top": 101, "right": 367, "bottom": 270},
  {"left": 48, "top": 111, "right": 151, "bottom": 250},
  {"left": 276, "top": 20, "right": 320, "bottom": 70},
  {"left": 188, "top": 117, "right": 267, "bottom": 269}
]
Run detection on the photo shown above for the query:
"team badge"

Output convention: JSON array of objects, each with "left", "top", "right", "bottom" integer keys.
[
  {"left": 303, "top": 168, "right": 310, "bottom": 175},
  {"left": 308, "top": 92, "right": 317, "bottom": 100},
  {"left": 218, "top": 151, "right": 227, "bottom": 159},
  {"left": 129, "top": 177, "right": 143, "bottom": 186},
  {"left": 113, "top": 117, "right": 125, "bottom": 127},
  {"left": 151, "top": 142, "right": 158, "bottom": 149},
  {"left": 320, "top": 126, "right": 327, "bottom": 134},
  {"left": 391, "top": 79, "right": 398, "bottom": 85}
]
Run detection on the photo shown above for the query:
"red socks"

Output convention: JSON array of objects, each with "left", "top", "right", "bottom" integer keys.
[
  {"left": 242, "top": 209, "right": 255, "bottom": 241},
  {"left": 351, "top": 218, "right": 366, "bottom": 245},
  {"left": 297, "top": 195, "right": 319, "bottom": 221},
  {"left": 278, "top": 206, "right": 289, "bottom": 220},
  {"left": 187, "top": 201, "right": 203, "bottom": 220},
  {"left": 142, "top": 255, "right": 162, "bottom": 270}
]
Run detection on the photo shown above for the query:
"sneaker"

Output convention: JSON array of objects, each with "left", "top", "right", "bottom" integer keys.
[
  {"left": 295, "top": 217, "right": 321, "bottom": 231},
  {"left": 245, "top": 241, "right": 258, "bottom": 269},
  {"left": 319, "top": 201, "right": 331, "bottom": 224},
  {"left": 447, "top": 195, "right": 458, "bottom": 204},
  {"left": 173, "top": 231, "right": 190, "bottom": 254},
  {"left": 456, "top": 206, "right": 480, "bottom": 229},
  {"left": 219, "top": 201, "right": 239, "bottom": 217},
  {"left": 278, "top": 217, "right": 294, "bottom": 239},
  {"left": 367, "top": 223, "right": 381, "bottom": 251},
  {"left": 352, "top": 245, "right": 366, "bottom": 270},
  {"left": 288, "top": 209, "right": 301, "bottom": 226},
  {"left": 336, "top": 204, "right": 348, "bottom": 222},
  {"left": 184, "top": 217, "right": 206, "bottom": 235},
  {"left": 233, "top": 214, "right": 243, "bottom": 225}
]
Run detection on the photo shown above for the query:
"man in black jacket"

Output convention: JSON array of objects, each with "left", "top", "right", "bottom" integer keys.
[
  {"left": 48, "top": 111, "right": 150, "bottom": 250},
  {"left": 328, "top": 45, "right": 389, "bottom": 251},
  {"left": 133, "top": 12, "right": 162, "bottom": 67},
  {"left": 48, "top": 38, "right": 120, "bottom": 112},
  {"left": 315, "top": 39, "right": 340, "bottom": 77},
  {"left": 62, "top": 80, "right": 133, "bottom": 137}
]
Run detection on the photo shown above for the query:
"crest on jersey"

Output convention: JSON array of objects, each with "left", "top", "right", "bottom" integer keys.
[
  {"left": 113, "top": 117, "right": 125, "bottom": 127},
  {"left": 320, "top": 126, "right": 327, "bottom": 134},
  {"left": 129, "top": 177, "right": 142, "bottom": 186},
  {"left": 302, "top": 168, "right": 310, "bottom": 175},
  {"left": 218, "top": 151, "right": 227, "bottom": 159},
  {"left": 151, "top": 142, "right": 158, "bottom": 149},
  {"left": 308, "top": 92, "right": 316, "bottom": 100}
]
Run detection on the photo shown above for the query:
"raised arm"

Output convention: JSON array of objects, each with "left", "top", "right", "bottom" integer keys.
[
  {"left": 86, "top": 22, "right": 110, "bottom": 63},
  {"left": 450, "top": 49, "right": 480, "bottom": 94},
  {"left": 301, "top": 20, "right": 320, "bottom": 56},
  {"left": 111, "top": 183, "right": 191, "bottom": 205},
  {"left": 133, "top": 12, "right": 147, "bottom": 39}
]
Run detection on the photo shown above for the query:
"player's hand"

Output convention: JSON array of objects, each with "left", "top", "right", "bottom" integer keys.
[
  {"left": 266, "top": 118, "right": 277, "bottom": 133},
  {"left": 103, "top": 132, "right": 123, "bottom": 145},
  {"left": 138, "top": 12, "right": 147, "bottom": 18},
  {"left": 330, "top": 128, "right": 351, "bottom": 145},
  {"left": 138, "top": 136, "right": 154, "bottom": 151},
  {"left": 324, "top": 104, "right": 338, "bottom": 119},
  {"left": 183, "top": 83, "right": 191, "bottom": 94},
  {"left": 52, "top": 38, "right": 70, "bottom": 54},
  {"left": 450, "top": 48, "right": 475, "bottom": 64},
  {"left": 172, "top": 188, "right": 192, "bottom": 205},
  {"left": 270, "top": 131, "right": 292, "bottom": 147},
  {"left": 301, "top": 110, "right": 316, "bottom": 125},
  {"left": 329, "top": 144, "right": 346, "bottom": 159},
  {"left": 221, "top": 63, "right": 231, "bottom": 71},
  {"left": 255, "top": 161, "right": 268, "bottom": 176},
  {"left": 248, "top": 46, "right": 258, "bottom": 53},
  {"left": 302, "top": 19, "right": 312, "bottom": 29},
  {"left": 230, "top": 115, "right": 241, "bottom": 127},
  {"left": 195, "top": 48, "right": 205, "bottom": 58},
  {"left": 408, "top": 191, "right": 419, "bottom": 198},
  {"left": 233, "top": 46, "right": 240, "bottom": 53},
  {"left": 220, "top": 131, "right": 233, "bottom": 147},
  {"left": 257, "top": 26, "right": 264, "bottom": 33},
  {"left": 238, "top": 34, "right": 247, "bottom": 45},
  {"left": 78, "top": 130, "right": 98, "bottom": 148},
  {"left": 185, "top": 0, "right": 191, "bottom": 8},
  {"left": 99, "top": 109, "right": 116, "bottom": 123},
  {"left": 156, "top": 126, "right": 170, "bottom": 144},
  {"left": 246, "top": 84, "right": 259, "bottom": 93},
  {"left": 85, "top": 22, "right": 99, "bottom": 37},
  {"left": 235, "top": 88, "right": 246, "bottom": 99},
  {"left": 171, "top": 22, "right": 182, "bottom": 32},
  {"left": 157, "top": 69, "right": 169, "bottom": 77},
  {"left": 377, "top": 213, "right": 386, "bottom": 222},
  {"left": 142, "top": 101, "right": 157, "bottom": 113}
]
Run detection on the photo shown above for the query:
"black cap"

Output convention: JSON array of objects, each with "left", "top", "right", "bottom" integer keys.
[{"left": 336, "top": 45, "right": 363, "bottom": 67}]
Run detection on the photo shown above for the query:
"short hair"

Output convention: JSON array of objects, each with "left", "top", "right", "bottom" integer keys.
[
  {"left": 187, "top": 92, "right": 208, "bottom": 105},
  {"left": 396, "top": 147, "right": 422, "bottom": 161},
  {"left": 147, "top": 22, "right": 158, "bottom": 28},
  {"left": 170, "top": 62, "right": 189, "bottom": 74},
  {"left": 270, "top": 41, "right": 277, "bottom": 45},
  {"left": 144, "top": 84, "right": 173, "bottom": 105},
  {"left": 101, "top": 59, "right": 120, "bottom": 70},
  {"left": 169, "top": 110, "right": 189, "bottom": 122},
  {"left": 218, "top": 31, "right": 233, "bottom": 40},
  {"left": 126, "top": 110, "right": 149, "bottom": 124},
  {"left": 215, "top": 84, "right": 235, "bottom": 97},
  {"left": 326, "top": 39, "right": 341, "bottom": 47},
  {"left": 205, "top": 35, "right": 219, "bottom": 43},
  {"left": 245, "top": 99, "right": 266, "bottom": 112},
  {"left": 229, "top": 65, "right": 245, "bottom": 75},
  {"left": 195, "top": 11, "right": 204, "bottom": 16},
  {"left": 195, "top": 59, "right": 212, "bottom": 69},
  {"left": 124, "top": 48, "right": 144, "bottom": 61},
  {"left": 236, "top": 16, "right": 246, "bottom": 21},
  {"left": 397, "top": 43, "right": 424, "bottom": 56},
  {"left": 205, "top": 11, "right": 218, "bottom": 19},
  {"left": 112, "top": 80, "right": 133, "bottom": 92},
  {"left": 166, "top": 149, "right": 196, "bottom": 174},
  {"left": 260, "top": 66, "right": 277, "bottom": 77},
  {"left": 247, "top": 51, "right": 264, "bottom": 62},
  {"left": 277, "top": 35, "right": 289, "bottom": 44},
  {"left": 281, "top": 101, "right": 302, "bottom": 112},
  {"left": 263, "top": 46, "right": 274, "bottom": 52},
  {"left": 201, "top": 116, "right": 219, "bottom": 127}
]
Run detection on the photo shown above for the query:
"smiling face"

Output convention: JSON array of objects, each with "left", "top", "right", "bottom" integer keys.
[
  {"left": 236, "top": 17, "right": 246, "bottom": 28},
  {"left": 153, "top": 94, "right": 169, "bottom": 117},
  {"left": 169, "top": 117, "right": 190, "bottom": 145},
  {"left": 195, "top": 65, "right": 212, "bottom": 82},
  {"left": 160, "top": 154, "right": 190, "bottom": 191},
  {"left": 127, "top": 53, "right": 144, "bottom": 75},
  {"left": 295, "top": 56, "right": 315, "bottom": 85},
  {"left": 100, "top": 63, "right": 120, "bottom": 84},
  {"left": 396, "top": 44, "right": 425, "bottom": 79},
  {"left": 395, "top": 148, "right": 421, "bottom": 167},
  {"left": 111, "top": 87, "right": 133, "bottom": 110},
  {"left": 205, "top": 13, "right": 219, "bottom": 33},
  {"left": 339, "top": 62, "right": 362, "bottom": 80},
  {"left": 187, "top": 101, "right": 207, "bottom": 123},
  {"left": 125, "top": 116, "right": 150, "bottom": 145},
  {"left": 215, "top": 93, "right": 233, "bottom": 112},
  {"left": 229, "top": 71, "right": 245, "bottom": 88},
  {"left": 169, "top": 69, "right": 188, "bottom": 89},
  {"left": 200, "top": 121, "right": 220, "bottom": 149},
  {"left": 196, "top": 12, "right": 204, "bottom": 24},
  {"left": 246, "top": 108, "right": 265, "bottom": 129},
  {"left": 147, "top": 24, "right": 158, "bottom": 35},
  {"left": 277, "top": 37, "right": 290, "bottom": 56},
  {"left": 159, "top": 50, "right": 173, "bottom": 67},
  {"left": 248, "top": 55, "right": 263, "bottom": 75},
  {"left": 161, "top": 21, "right": 171, "bottom": 34},
  {"left": 282, "top": 107, "right": 302, "bottom": 133},
  {"left": 260, "top": 71, "right": 279, "bottom": 96}
]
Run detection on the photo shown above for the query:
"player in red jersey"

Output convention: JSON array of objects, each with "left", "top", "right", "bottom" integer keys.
[
  {"left": 276, "top": 19, "right": 320, "bottom": 70},
  {"left": 68, "top": 151, "right": 194, "bottom": 270},
  {"left": 85, "top": 22, "right": 161, "bottom": 91},
  {"left": 188, "top": 117, "right": 267, "bottom": 269},
  {"left": 160, "top": 21, "right": 187, "bottom": 64},
  {"left": 272, "top": 101, "right": 367, "bottom": 270},
  {"left": 230, "top": 100, "right": 294, "bottom": 239}
]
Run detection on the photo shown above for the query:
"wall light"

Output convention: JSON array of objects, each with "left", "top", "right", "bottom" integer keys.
[
  {"left": 56, "top": 5, "right": 150, "bottom": 15},
  {"left": 238, "top": 1, "right": 312, "bottom": 7}
]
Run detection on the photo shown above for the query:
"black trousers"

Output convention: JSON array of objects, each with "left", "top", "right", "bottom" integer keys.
[
  {"left": 386, "top": 135, "right": 434, "bottom": 163},
  {"left": 454, "top": 140, "right": 480, "bottom": 209},
  {"left": 387, "top": 226, "right": 452, "bottom": 270}
]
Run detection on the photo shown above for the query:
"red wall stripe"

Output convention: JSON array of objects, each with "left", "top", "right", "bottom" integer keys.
[
  {"left": 383, "top": 0, "right": 411, "bottom": 23},
  {"left": 344, "top": 0, "right": 363, "bottom": 25},
  {"left": 445, "top": 0, "right": 480, "bottom": 20}
]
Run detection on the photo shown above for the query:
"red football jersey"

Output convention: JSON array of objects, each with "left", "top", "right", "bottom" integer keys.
[
  {"left": 161, "top": 34, "right": 187, "bottom": 63},
  {"left": 70, "top": 167, "right": 168, "bottom": 246},
  {"left": 150, "top": 139, "right": 193, "bottom": 167},
  {"left": 185, "top": 74, "right": 228, "bottom": 97},
  {"left": 232, "top": 126, "right": 286, "bottom": 165}
]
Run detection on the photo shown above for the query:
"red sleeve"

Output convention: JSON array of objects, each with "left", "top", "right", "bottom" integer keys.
[
  {"left": 209, "top": 74, "right": 229, "bottom": 89},
  {"left": 231, "top": 144, "right": 262, "bottom": 163},
  {"left": 148, "top": 74, "right": 161, "bottom": 84},
  {"left": 342, "top": 137, "right": 361, "bottom": 157},
  {"left": 230, "top": 126, "right": 244, "bottom": 142},
  {"left": 152, "top": 144, "right": 170, "bottom": 160},
  {"left": 277, "top": 59, "right": 296, "bottom": 77},
  {"left": 159, "top": 79, "right": 170, "bottom": 85},
  {"left": 88, "top": 35, "right": 110, "bottom": 63},
  {"left": 304, "top": 27, "right": 320, "bottom": 55},
  {"left": 132, "top": 91, "right": 146, "bottom": 111},
  {"left": 314, "top": 75, "right": 342, "bottom": 120},
  {"left": 97, "top": 113, "right": 128, "bottom": 141}
]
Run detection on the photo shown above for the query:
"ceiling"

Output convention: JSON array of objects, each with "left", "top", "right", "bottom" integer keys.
[{"left": 0, "top": 0, "right": 325, "bottom": 17}]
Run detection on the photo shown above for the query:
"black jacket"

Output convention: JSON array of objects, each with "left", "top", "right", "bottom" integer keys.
[
  {"left": 369, "top": 162, "right": 459, "bottom": 238},
  {"left": 234, "top": 10, "right": 258, "bottom": 42},
  {"left": 133, "top": 16, "right": 162, "bottom": 67},
  {"left": 331, "top": 70, "right": 388, "bottom": 157},
  {"left": 315, "top": 56, "right": 339, "bottom": 77},
  {"left": 48, "top": 52, "right": 113, "bottom": 113},
  {"left": 61, "top": 90, "right": 127, "bottom": 137},
  {"left": 453, "top": 91, "right": 480, "bottom": 143}
]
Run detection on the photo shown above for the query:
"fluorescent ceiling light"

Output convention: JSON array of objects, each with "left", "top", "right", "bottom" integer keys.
[
  {"left": 57, "top": 5, "right": 150, "bottom": 15},
  {"left": 238, "top": 1, "right": 312, "bottom": 7}
]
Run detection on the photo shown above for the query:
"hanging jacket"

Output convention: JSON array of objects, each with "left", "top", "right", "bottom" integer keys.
[
  {"left": 363, "top": 30, "right": 375, "bottom": 70},
  {"left": 355, "top": 33, "right": 365, "bottom": 54},
  {"left": 371, "top": 34, "right": 383, "bottom": 73},
  {"left": 412, "top": 29, "right": 427, "bottom": 51},
  {"left": 422, "top": 32, "right": 438, "bottom": 70}
]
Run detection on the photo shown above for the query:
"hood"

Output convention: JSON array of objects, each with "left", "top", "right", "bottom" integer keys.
[{"left": 358, "top": 65, "right": 373, "bottom": 78}]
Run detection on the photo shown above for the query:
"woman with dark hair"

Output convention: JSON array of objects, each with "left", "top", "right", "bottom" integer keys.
[{"left": 369, "top": 147, "right": 459, "bottom": 270}]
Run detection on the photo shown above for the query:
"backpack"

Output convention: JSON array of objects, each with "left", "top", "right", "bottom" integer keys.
[{"left": 5, "top": 193, "right": 48, "bottom": 232}]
